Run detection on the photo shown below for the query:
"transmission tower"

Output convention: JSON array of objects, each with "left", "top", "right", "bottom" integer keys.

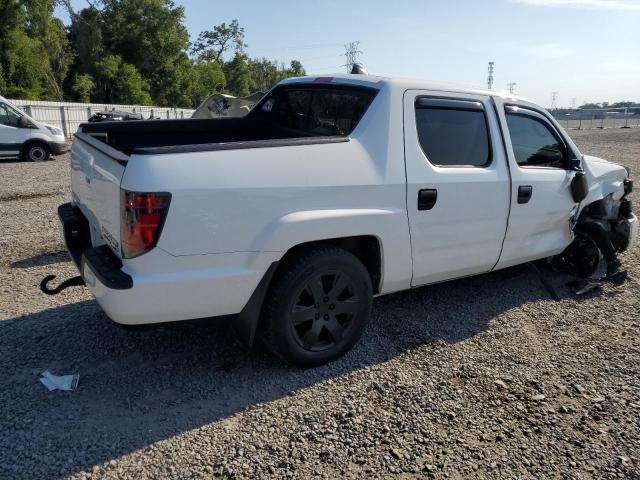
[
  {"left": 571, "top": 98, "right": 576, "bottom": 109},
  {"left": 344, "top": 41, "right": 362, "bottom": 73},
  {"left": 507, "top": 82, "right": 517, "bottom": 95},
  {"left": 551, "top": 91, "right": 558, "bottom": 110},
  {"left": 487, "top": 62, "right": 495, "bottom": 90}
]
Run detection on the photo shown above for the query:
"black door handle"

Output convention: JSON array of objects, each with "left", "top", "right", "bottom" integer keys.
[
  {"left": 418, "top": 189, "right": 437, "bottom": 210},
  {"left": 518, "top": 185, "right": 533, "bottom": 204}
]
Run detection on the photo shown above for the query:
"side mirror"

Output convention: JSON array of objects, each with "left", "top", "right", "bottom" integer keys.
[
  {"left": 568, "top": 157, "right": 581, "bottom": 171},
  {"left": 570, "top": 171, "right": 589, "bottom": 203}
]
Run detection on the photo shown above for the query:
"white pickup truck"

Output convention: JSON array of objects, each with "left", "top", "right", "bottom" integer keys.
[{"left": 45, "top": 74, "right": 637, "bottom": 366}]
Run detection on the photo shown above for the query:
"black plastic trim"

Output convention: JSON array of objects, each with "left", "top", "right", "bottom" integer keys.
[
  {"left": 82, "top": 246, "right": 133, "bottom": 290},
  {"left": 48, "top": 141, "right": 70, "bottom": 155},
  {"left": 232, "top": 262, "right": 279, "bottom": 346},
  {"left": 415, "top": 97, "right": 484, "bottom": 111},
  {"left": 417, "top": 189, "right": 438, "bottom": 210},
  {"left": 624, "top": 179, "right": 633, "bottom": 195},
  {"left": 133, "top": 136, "right": 350, "bottom": 156},
  {"left": 58, "top": 202, "right": 133, "bottom": 290},
  {"left": 0, "top": 143, "right": 21, "bottom": 152},
  {"left": 517, "top": 185, "right": 533, "bottom": 204},
  {"left": 58, "top": 202, "right": 91, "bottom": 269},
  {"left": 74, "top": 131, "right": 129, "bottom": 165}
]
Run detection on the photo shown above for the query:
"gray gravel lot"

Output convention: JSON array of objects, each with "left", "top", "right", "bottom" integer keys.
[{"left": 1, "top": 128, "right": 639, "bottom": 479}]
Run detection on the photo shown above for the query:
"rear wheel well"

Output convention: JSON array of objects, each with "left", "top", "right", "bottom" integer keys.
[{"left": 276, "top": 236, "right": 382, "bottom": 294}]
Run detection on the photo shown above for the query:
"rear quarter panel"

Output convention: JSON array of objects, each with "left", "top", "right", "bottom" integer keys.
[{"left": 121, "top": 85, "right": 413, "bottom": 294}]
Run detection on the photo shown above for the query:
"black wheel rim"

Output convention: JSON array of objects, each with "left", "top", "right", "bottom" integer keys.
[{"left": 288, "top": 270, "right": 359, "bottom": 352}]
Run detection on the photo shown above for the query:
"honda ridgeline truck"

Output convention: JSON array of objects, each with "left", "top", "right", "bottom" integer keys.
[{"left": 46, "top": 75, "right": 637, "bottom": 366}]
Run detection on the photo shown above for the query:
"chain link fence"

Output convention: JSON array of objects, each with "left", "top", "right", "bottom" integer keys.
[
  {"left": 9, "top": 99, "right": 195, "bottom": 138},
  {"left": 552, "top": 107, "right": 640, "bottom": 130}
]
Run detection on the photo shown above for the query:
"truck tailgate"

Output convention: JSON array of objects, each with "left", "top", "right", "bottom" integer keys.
[{"left": 70, "top": 136, "right": 126, "bottom": 257}]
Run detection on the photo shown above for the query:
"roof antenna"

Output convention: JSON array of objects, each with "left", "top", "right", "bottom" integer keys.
[{"left": 350, "top": 63, "right": 368, "bottom": 75}]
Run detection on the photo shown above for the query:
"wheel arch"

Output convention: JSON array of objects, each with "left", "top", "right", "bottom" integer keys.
[
  {"left": 231, "top": 235, "right": 383, "bottom": 348},
  {"left": 275, "top": 235, "right": 383, "bottom": 294}
]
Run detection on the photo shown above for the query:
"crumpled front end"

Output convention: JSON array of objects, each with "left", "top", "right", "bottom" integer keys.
[
  {"left": 580, "top": 155, "right": 636, "bottom": 253},
  {"left": 552, "top": 155, "right": 636, "bottom": 279}
]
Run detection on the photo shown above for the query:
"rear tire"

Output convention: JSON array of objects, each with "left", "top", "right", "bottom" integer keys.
[
  {"left": 24, "top": 142, "right": 50, "bottom": 162},
  {"left": 261, "top": 247, "right": 373, "bottom": 367}
]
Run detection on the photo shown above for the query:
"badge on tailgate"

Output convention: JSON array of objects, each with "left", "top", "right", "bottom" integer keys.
[{"left": 101, "top": 225, "right": 120, "bottom": 254}]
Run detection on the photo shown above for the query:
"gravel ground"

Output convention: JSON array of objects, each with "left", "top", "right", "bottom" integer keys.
[{"left": 1, "top": 128, "right": 639, "bottom": 480}]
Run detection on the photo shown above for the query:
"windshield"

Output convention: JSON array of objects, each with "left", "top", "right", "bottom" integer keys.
[{"left": 0, "top": 102, "right": 23, "bottom": 128}]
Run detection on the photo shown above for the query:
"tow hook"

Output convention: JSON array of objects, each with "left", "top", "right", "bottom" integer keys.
[{"left": 40, "top": 275, "right": 85, "bottom": 295}]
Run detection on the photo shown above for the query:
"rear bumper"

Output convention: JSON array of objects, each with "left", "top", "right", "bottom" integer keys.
[
  {"left": 50, "top": 141, "right": 70, "bottom": 155},
  {"left": 58, "top": 202, "right": 277, "bottom": 326},
  {"left": 58, "top": 203, "right": 132, "bottom": 289}
]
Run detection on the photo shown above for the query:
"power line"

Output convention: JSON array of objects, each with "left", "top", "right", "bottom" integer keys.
[
  {"left": 344, "top": 41, "right": 362, "bottom": 73},
  {"left": 487, "top": 61, "right": 494, "bottom": 90}
]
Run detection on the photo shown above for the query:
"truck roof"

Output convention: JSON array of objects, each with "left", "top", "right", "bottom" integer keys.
[{"left": 280, "top": 74, "right": 532, "bottom": 104}]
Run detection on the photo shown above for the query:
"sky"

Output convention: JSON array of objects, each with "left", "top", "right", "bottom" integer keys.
[{"left": 55, "top": 0, "right": 640, "bottom": 107}]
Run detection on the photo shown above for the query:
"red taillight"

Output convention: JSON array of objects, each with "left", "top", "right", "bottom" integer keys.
[{"left": 120, "top": 190, "right": 171, "bottom": 258}]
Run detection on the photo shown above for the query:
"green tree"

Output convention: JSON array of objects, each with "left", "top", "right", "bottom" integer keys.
[
  {"left": 224, "top": 53, "right": 250, "bottom": 97},
  {"left": 70, "top": 73, "right": 95, "bottom": 102},
  {"left": 247, "top": 57, "right": 306, "bottom": 94},
  {"left": 191, "top": 19, "right": 246, "bottom": 64},
  {"left": 579, "top": 103, "right": 601, "bottom": 109},
  {"left": 0, "top": 0, "right": 73, "bottom": 99},
  {"left": 189, "top": 62, "right": 226, "bottom": 106},
  {"left": 68, "top": 0, "right": 191, "bottom": 106},
  {"left": 94, "top": 54, "right": 152, "bottom": 104},
  {"left": 288, "top": 60, "right": 305, "bottom": 77}
]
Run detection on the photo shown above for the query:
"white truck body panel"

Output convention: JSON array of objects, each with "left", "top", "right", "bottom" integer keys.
[{"left": 62, "top": 74, "right": 636, "bottom": 327}]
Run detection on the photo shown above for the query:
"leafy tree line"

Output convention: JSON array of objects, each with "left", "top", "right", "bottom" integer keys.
[{"left": 0, "top": 0, "right": 306, "bottom": 107}]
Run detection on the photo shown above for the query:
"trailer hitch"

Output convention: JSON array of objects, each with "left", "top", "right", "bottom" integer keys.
[{"left": 40, "top": 275, "right": 85, "bottom": 295}]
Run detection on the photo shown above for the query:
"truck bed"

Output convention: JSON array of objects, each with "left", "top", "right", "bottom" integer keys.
[
  {"left": 79, "top": 117, "right": 320, "bottom": 156},
  {"left": 78, "top": 82, "right": 378, "bottom": 157}
]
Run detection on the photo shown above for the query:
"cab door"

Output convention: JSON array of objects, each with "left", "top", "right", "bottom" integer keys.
[
  {"left": 403, "top": 90, "right": 511, "bottom": 286},
  {"left": 494, "top": 101, "right": 578, "bottom": 269}
]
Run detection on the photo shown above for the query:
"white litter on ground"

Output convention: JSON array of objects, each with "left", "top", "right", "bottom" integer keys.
[{"left": 38, "top": 370, "right": 80, "bottom": 391}]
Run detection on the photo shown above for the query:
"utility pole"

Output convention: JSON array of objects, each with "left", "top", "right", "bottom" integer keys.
[
  {"left": 551, "top": 91, "right": 558, "bottom": 110},
  {"left": 487, "top": 62, "right": 494, "bottom": 90},
  {"left": 507, "top": 82, "right": 517, "bottom": 95},
  {"left": 344, "top": 41, "right": 362, "bottom": 73}
]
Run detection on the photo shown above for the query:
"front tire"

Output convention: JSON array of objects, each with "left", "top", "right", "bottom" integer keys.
[
  {"left": 24, "top": 143, "right": 50, "bottom": 162},
  {"left": 262, "top": 247, "right": 373, "bottom": 367}
]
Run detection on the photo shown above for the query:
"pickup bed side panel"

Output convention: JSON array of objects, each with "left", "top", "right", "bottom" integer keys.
[{"left": 119, "top": 85, "right": 412, "bottom": 318}]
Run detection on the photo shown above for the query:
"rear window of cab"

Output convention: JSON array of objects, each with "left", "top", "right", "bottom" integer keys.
[{"left": 253, "top": 84, "right": 378, "bottom": 137}]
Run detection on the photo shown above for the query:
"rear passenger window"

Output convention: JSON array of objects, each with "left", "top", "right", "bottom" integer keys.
[{"left": 415, "top": 101, "right": 491, "bottom": 167}]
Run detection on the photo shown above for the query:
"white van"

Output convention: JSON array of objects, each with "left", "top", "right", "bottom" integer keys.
[{"left": 0, "top": 96, "right": 69, "bottom": 161}]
